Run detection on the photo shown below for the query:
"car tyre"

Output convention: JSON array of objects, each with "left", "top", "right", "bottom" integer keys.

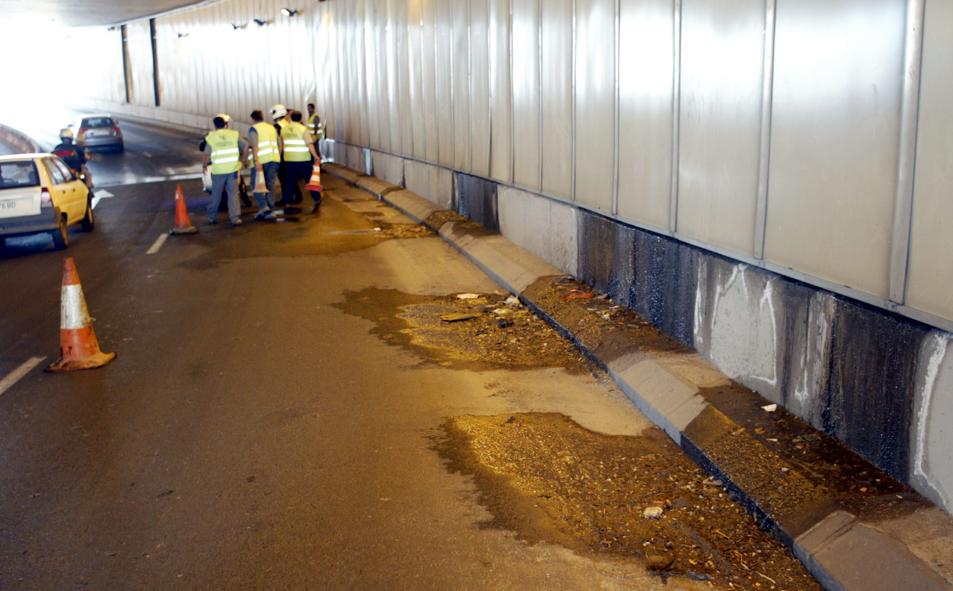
[
  {"left": 114, "top": 144, "right": 125, "bottom": 154},
  {"left": 81, "top": 201, "right": 95, "bottom": 231},
  {"left": 51, "top": 216, "right": 69, "bottom": 250}
]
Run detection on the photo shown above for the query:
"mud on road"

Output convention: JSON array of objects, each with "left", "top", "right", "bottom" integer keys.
[
  {"left": 335, "top": 289, "right": 590, "bottom": 372},
  {"left": 436, "top": 413, "right": 821, "bottom": 591}
]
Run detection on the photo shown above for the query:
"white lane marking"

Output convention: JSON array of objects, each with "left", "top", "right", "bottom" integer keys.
[
  {"left": 0, "top": 357, "right": 46, "bottom": 398},
  {"left": 142, "top": 152, "right": 153, "bottom": 158},
  {"left": 146, "top": 233, "right": 168, "bottom": 255},
  {"left": 91, "top": 189, "right": 114, "bottom": 210}
]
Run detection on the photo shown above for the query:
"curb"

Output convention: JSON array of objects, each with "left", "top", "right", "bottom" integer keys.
[{"left": 323, "top": 163, "right": 953, "bottom": 591}]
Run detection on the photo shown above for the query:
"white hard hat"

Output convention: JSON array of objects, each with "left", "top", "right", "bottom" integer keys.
[
  {"left": 215, "top": 113, "right": 231, "bottom": 124},
  {"left": 59, "top": 127, "right": 74, "bottom": 140},
  {"left": 270, "top": 104, "right": 288, "bottom": 120}
]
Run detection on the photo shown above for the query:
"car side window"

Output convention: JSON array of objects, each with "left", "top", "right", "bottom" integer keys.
[
  {"left": 52, "top": 158, "right": 76, "bottom": 181},
  {"left": 45, "top": 160, "right": 67, "bottom": 186}
]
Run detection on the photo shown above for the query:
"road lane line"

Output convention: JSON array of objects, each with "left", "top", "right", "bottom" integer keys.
[
  {"left": 146, "top": 233, "right": 168, "bottom": 255},
  {"left": 91, "top": 189, "right": 114, "bottom": 210},
  {"left": 0, "top": 357, "right": 46, "bottom": 398}
]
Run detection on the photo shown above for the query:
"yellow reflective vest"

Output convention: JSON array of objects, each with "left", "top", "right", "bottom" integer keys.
[
  {"left": 281, "top": 122, "right": 311, "bottom": 162},
  {"left": 307, "top": 113, "right": 324, "bottom": 140},
  {"left": 205, "top": 129, "right": 241, "bottom": 174},
  {"left": 252, "top": 122, "right": 279, "bottom": 165}
]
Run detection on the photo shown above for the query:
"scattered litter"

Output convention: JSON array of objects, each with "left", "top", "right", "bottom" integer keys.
[
  {"left": 374, "top": 227, "right": 382, "bottom": 232},
  {"left": 497, "top": 318, "right": 515, "bottom": 329},
  {"left": 767, "top": 438, "right": 779, "bottom": 443},
  {"left": 564, "top": 290, "right": 595, "bottom": 302},
  {"left": 643, "top": 506, "right": 664, "bottom": 520},
  {"left": 456, "top": 293, "right": 480, "bottom": 300},
  {"left": 781, "top": 467, "right": 790, "bottom": 474},
  {"left": 762, "top": 404, "right": 778, "bottom": 413},
  {"left": 703, "top": 477, "right": 723, "bottom": 488},
  {"left": 492, "top": 308, "right": 510, "bottom": 316},
  {"left": 504, "top": 295, "right": 520, "bottom": 307},
  {"left": 440, "top": 313, "right": 479, "bottom": 323}
]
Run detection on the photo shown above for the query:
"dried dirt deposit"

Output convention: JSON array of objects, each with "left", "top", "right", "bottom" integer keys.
[
  {"left": 335, "top": 288, "right": 589, "bottom": 372},
  {"left": 436, "top": 413, "right": 822, "bottom": 591}
]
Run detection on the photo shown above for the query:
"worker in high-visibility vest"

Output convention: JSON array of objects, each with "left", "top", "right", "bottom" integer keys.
[
  {"left": 280, "top": 110, "right": 321, "bottom": 214},
  {"left": 248, "top": 109, "right": 279, "bottom": 221},
  {"left": 307, "top": 103, "right": 326, "bottom": 161},
  {"left": 202, "top": 114, "right": 247, "bottom": 226}
]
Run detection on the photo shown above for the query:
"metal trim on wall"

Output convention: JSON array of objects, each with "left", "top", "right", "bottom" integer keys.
[
  {"left": 753, "top": 0, "right": 777, "bottom": 260},
  {"left": 537, "top": 0, "right": 544, "bottom": 192},
  {"left": 570, "top": 0, "right": 577, "bottom": 202},
  {"left": 889, "top": 0, "right": 927, "bottom": 305},
  {"left": 669, "top": 0, "right": 682, "bottom": 233},
  {"left": 611, "top": 0, "right": 620, "bottom": 216}
]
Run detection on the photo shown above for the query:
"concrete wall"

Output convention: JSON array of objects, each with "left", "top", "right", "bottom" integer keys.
[{"left": 71, "top": 0, "right": 953, "bottom": 516}]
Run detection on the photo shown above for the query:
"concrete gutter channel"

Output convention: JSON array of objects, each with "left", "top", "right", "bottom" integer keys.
[{"left": 324, "top": 162, "right": 953, "bottom": 591}]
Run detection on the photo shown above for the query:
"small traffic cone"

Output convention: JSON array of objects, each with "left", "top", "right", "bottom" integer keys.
[
  {"left": 170, "top": 184, "right": 198, "bottom": 235},
  {"left": 46, "top": 258, "right": 117, "bottom": 373},
  {"left": 305, "top": 162, "right": 323, "bottom": 192},
  {"left": 253, "top": 166, "right": 268, "bottom": 194}
]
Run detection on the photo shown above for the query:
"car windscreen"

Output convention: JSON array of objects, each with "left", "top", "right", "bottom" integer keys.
[
  {"left": 82, "top": 117, "right": 114, "bottom": 128},
  {"left": 0, "top": 161, "right": 40, "bottom": 189}
]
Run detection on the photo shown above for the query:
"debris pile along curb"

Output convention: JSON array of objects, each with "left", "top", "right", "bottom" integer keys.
[{"left": 321, "top": 162, "right": 953, "bottom": 591}]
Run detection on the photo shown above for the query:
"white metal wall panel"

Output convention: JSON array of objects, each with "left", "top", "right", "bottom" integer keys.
[
  {"left": 365, "top": 0, "right": 381, "bottom": 150},
  {"left": 421, "top": 0, "right": 440, "bottom": 162},
  {"left": 469, "top": 0, "right": 492, "bottom": 177},
  {"left": 370, "top": 0, "right": 391, "bottom": 152},
  {"left": 408, "top": 0, "right": 427, "bottom": 160},
  {"left": 488, "top": 0, "right": 513, "bottom": 183},
  {"left": 511, "top": 0, "right": 541, "bottom": 189},
  {"left": 433, "top": 0, "right": 454, "bottom": 166},
  {"left": 676, "top": 0, "right": 763, "bottom": 256},
  {"left": 540, "top": 0, "right": 573, "bottom": 200},
  {"left": 386, "top": 0, "right": 402, "bottom": 153},
  {"left": 395, "top": 1, "right": 414, "bottom": 155},
  {"left": 906, "top": 1, "right": 953, "bottom": 320},
  {"left": 574, "top": 0, "right": 616, "bottom": 212},
  {"left": 126, "top": 21, "right": 154, "bottom": 107},
  {"left": 764, "top": 0, "right": 905, "bottom": 299},
  {"left": 617, "top": 0, "right": 674, "bottom": 230},
  {"left": 451, "top": 0, "right": 471, "bottom": 171}
]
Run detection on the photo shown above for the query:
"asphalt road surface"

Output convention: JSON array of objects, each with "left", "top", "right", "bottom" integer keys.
[{"left": 0, "top": 122, "right": 815, "bottom": 590}]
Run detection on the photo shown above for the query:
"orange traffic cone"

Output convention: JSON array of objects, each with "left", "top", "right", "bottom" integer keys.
[
  {"left": 46, "top": 258, "right": 117, "bottom": 373},
  {"left": 253, "top": 166, "right": 268, "bottom": 194},
  {"left": 170, "top": 184, "right": 198, "bottom": 235},
  {"left": 305, "top": 162, "right": 322, "bottom": 192}
]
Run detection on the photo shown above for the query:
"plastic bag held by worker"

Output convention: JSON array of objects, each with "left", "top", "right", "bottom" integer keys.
[{"left": 201, "top": 168, "right": 212, "bottom": 193}]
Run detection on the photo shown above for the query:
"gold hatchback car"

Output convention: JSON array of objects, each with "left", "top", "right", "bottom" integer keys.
[{"left": 0, "top": 153, "right": 94, "bottom": 250}]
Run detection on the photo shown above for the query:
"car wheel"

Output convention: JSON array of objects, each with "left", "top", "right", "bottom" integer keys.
[
  {"left": 115, "top": 144, "right": 125, "bottom": 154},
  {"left": 51, "top": 216, "right": 69, "bottom": 250},
  {"left": 81, "top": 201, "right": 95, "bottom": 231}
]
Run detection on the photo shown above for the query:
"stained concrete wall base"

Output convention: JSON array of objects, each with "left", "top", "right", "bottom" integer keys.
[{"left": 329, "top": 161, "right": 953, "bottom": 591}]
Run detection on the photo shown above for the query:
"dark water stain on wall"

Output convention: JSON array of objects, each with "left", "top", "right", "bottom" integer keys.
[
  {"left": 576, "top": 209, "right": 696, "bottom": 348},
  {"left": 823, "top": 298, "right": 927, "bottom": 480},
  {"left": 454, "top": 173, "right": 499, "bottom": 233}
]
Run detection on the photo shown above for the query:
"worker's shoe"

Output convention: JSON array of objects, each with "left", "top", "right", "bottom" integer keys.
[{"left": 230, "top": 218, "right": 243, "bottom": 227}]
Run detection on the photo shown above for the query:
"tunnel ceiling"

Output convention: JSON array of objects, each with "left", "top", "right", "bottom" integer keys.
[{"left": 0, "top": 0, "right": 201, "bottom": 26}]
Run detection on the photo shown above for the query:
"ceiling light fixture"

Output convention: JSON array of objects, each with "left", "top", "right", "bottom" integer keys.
[
  {"left": 280, "top": 8, "right": 300, "bottom": 17},
  {"left": 254, "top": 18, "right": 270, "bottom": 26},
  {"left": 231, "top": 23, "right": 246, "bottom": 30},
  {"left": 177, "top": 32, "right": 190, "bottom": 38}
]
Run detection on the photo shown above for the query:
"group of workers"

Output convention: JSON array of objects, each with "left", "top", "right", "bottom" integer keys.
[{"left": 202, "top": 102, "right": 325, "bottom": 226}]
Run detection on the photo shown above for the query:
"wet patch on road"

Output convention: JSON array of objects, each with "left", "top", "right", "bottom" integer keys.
[
  {"left": 335, "top": 288, "right": 589, "bottom": 372},
  {"left": 436, "top": 412, "right": 822, "bottom": 590}
]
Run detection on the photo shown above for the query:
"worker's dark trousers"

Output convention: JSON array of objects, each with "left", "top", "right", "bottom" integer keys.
[
  {"left": 278, "top": 162, "right": 305, "bottom": 204},
  {"left": 282, "top": 161, "right": 313, "bottom": 205}
]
